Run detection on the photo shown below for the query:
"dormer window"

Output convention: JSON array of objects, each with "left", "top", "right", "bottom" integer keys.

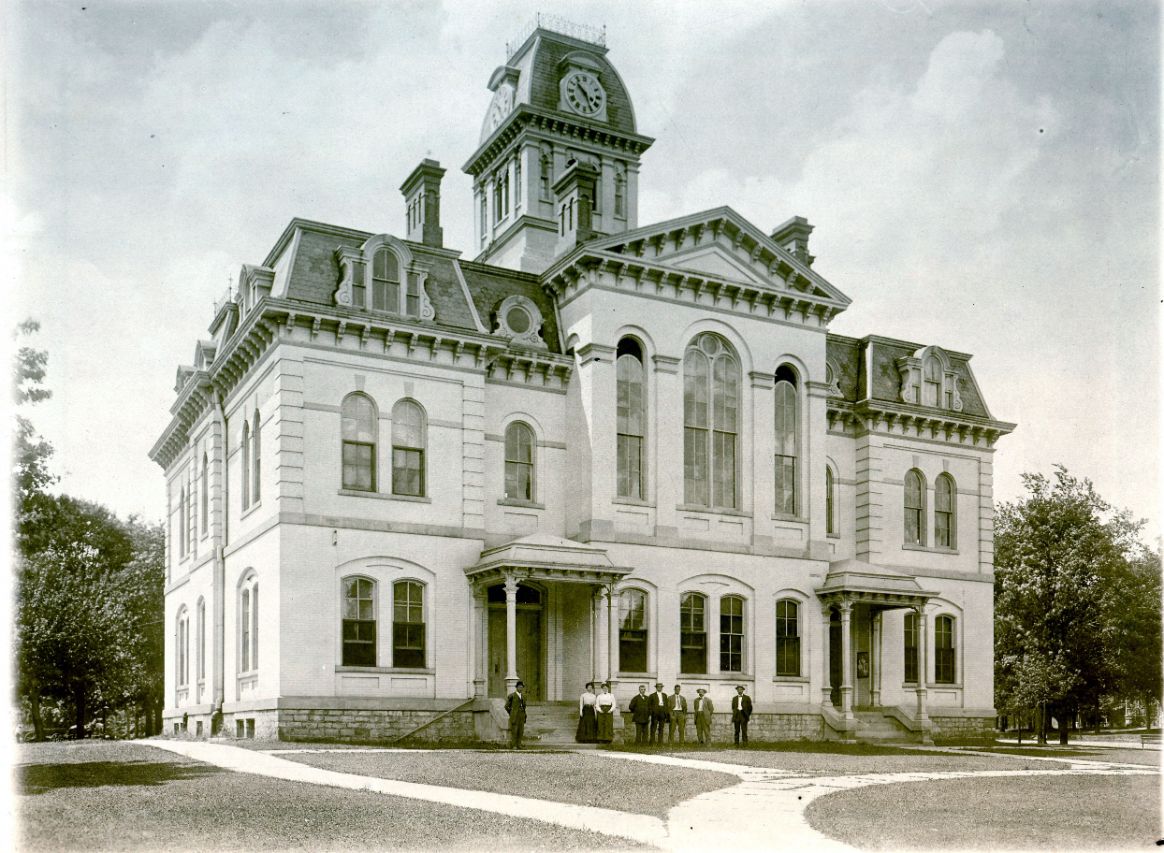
[
  {"left": 333, "top": 236, "right": 434, "bottom": 322},
  {"left": 371, "top": 249, "right": 401, "bottom": 313},
  {"left": 896, "top": 346, "right": 963, "bottom": 411}
]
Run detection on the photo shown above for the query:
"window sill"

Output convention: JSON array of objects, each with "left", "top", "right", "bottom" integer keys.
[
  {"left": 771, "top": 513, "right": 808, "bottom": 523},
  {"left": 613, "top": 497, "right": 654, "bottom": 508},
  {"left": 678, "top": 672, "right": 753, "bottom": 681},
  {"left": 677, "top": 504, "right": 749, "bottom": 518},
  {"left": 337, "top": 666, "right": 434, "bottom": 675},
  {"left": 338, "top": 489, "right": 431, "bottom": 504},
  {"left": 240, "top": 501, "right": 262, "bottom": 521},
  {"left": 498, "top": 498, "right": 545, "bottom": 510},
  {"left": 903, "top": 682, "right": 963, "bottom": 690},
  {"left": 902, "top": 543, "right": 959, "bottom": 555},
  {"left": 772, "top": 675, "right": 810, "bottom": 683},
  {"left": 827, "top": 533, "right": 841, "bottom": 540},
  {"left": 238, "top": 672, "right": 258, "bottom": 684}
]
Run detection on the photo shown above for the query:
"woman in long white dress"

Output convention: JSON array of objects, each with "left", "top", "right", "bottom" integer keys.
[{"left": 594, "top": 682, "right": 617, "bottom": 744}]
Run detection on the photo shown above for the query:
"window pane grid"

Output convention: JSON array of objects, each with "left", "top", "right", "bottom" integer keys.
[
  {"left": 393, "top": 582, "right": 425, "bottom": 668},
  {"left": 935, "top": 616, "right": 955, "bottom": 683},
  {"left": 904, "top": 613, "right": 919, "bottom": 683},
  {"left": 775, "top": 600, "right": 800, "bottom": 677},
  {"left": 680, "top": 593, "right": 707, "bottom": 674},
  {"left": 720, "top": 595, "right": 744, "bottom": 672},
  {"left": 619, "top": 590, "right": 648, "bottom": 672}
]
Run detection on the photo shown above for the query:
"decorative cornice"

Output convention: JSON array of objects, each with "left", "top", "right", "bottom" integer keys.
[{"left": 825, "top": 399, "right": 1015, "bottom": 449}]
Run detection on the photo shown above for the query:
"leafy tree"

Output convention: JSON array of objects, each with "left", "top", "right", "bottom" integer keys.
[{"left": 995, "top": 466, "right": 1160, "bottom": 743}]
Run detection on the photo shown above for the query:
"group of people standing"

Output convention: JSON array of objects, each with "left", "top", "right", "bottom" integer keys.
[{"left": 575, "top": 682, "right": 617, "bottom": 744}]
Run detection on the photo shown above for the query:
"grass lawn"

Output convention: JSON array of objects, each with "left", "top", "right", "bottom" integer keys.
[
  {"left": 15, "top": 741, "right": 634, "bottom": 851},
  {"left": 658, "top": 742, "right": 1035, "bottom": 775},
  {"left": 806, "top": 772, "right": 1160, "bottom": 850},
  {"left": 970, "top": 745, "right": 1161, "bottom": 767},
  {"left": 281, "top": 749, "right": 737, "bottom": 817}
]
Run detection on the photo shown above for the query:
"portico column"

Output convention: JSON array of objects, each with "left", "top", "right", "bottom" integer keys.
[
  {"left": 870, "top": 611, "right": 882, "bottom": 707},
  {"left": 472, "top": 587, "right": 486, "bottom": 698},
  {"left": 820, "top": 606, "right": 833, "bottom": 708},
  {"left": 915, "top": 603, "right": 932, "bottom": 742},
  {"left": 504, "top": 573, "right": 519, "bottom": 694},
  {"left": 606, "top": 582, "right": 618, "bottom": 689},
  {"left": 840, "top": 600, "right": 854, "bottom": 720}
]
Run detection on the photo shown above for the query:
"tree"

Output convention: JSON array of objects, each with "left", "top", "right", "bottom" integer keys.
[{"left": 995, "top": 465, "right": 1160, "bottom": 743}]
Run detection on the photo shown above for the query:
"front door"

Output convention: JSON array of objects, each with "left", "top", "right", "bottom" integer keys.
[{"left": 487, "top": 607, "right": 543, "bottom": 699}]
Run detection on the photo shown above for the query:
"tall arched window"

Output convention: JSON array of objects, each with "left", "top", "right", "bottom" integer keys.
[
  {"left": 371, "top": 248, "right": 401, "bottom": 313},
  {"left": 923, "top": 356, "right": 942, "bottom": 407},
  {"left": 196, "top": 597, "right": 206, "bottom": 684},
  {"left": 342, "top": 577, "right": 377, "bottom": 667},
  {"left": 935, "top": 474, "right": 956, "bottom": 548},
  {"left": 616, "top": 338, "right": 646, "bottom": 500},
  {"left": 393, "top": 580, "right": 425, "bottom": 668},
  {"left": 825, "top": 466, "right": 838, "bottom": 536},
  {"left": 177, "top": 488, "right": 187, "bottom": 556},
  {"left": 241, "top": 421, "right": 251, "bottom": 511},
  {"left": 200, "top": 453, "right": 209, "bottom": 535},
  {"left": 251, "top": 408, "right": 261, "bottom": 504},
  {"left": 240, "top": 574, "right": 259, "bottom": 673},
  {"left": 614, "top": 168, "right": 626, "bottom": 218},
  {"left": 774, "top": 365, "right": 798, "bottom": 515},
  {"left": 680, "top": 592, "right": 707, "bottom": 674},
  {"left": 618, "top": 589, "right": 648, "bottom": 672},
  {"left": 903, "top": 612, "right": 919, "bottom": 683},
  {"left": 391, "top": 400, "right": 426, "bottom": 497},
  {"left": 904, "top": 469, "right": 926, "bottom": 545},
  {"left": 176, "top": 607, "right": 189, "bottom": 689},
  {"left": 776, "top": 599, "right": 801, "bottom": 677},
  {"left": 684, "top": 333, "right": 739, "bottom": 508},
  {"left": 720, "top": 595, "right": 745, "bottom": 672},
  {"left": 504, "top": 421, "right": 535, "bottom": 502},
  {"left": 539, "top": 151, "right": 553, "bottom": 200},
  {"left": 935, "top": 615, "right": 956, "bottom": 683},
  {"left": 341, "top": 393, "right": 377, "bottom": 492}
]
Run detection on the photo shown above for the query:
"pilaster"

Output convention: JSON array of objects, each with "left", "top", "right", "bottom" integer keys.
[
  {"left": 750, "top": 371, "right": 775, "bottom": 550},
  {"left": 978, "top": 456, "right": 995, "bottom": 574},
  {"left": 855, "top": 433, "right": 886, "bottom": 562},
  {"left": 462, "top": 378, "right": 486, "bottom": 531},
  {"left": 652, "top": 354, "right": 681, "bottom": 534},
  {"left": 273, "top": 356, "right": 305, "bottom": 514}
]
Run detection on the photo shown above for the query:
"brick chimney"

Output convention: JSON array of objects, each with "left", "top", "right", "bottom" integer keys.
[
  {"left": 770, "top": 216, "right": 815, "bottom": 267},
  {"left": 401, "top": 159, "right": 446, "bottom": 248},
  {"left": 552, "top": 159, "right": 600, "bottom": 257}
]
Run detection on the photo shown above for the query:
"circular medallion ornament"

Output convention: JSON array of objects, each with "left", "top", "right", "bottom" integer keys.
[{"left": 563, "top": 70, "right": 606, "bottom": 116}]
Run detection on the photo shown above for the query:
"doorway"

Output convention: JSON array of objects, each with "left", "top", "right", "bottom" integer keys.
[{"left": 486, "top": 583, "right": 544, "bottom": 699}]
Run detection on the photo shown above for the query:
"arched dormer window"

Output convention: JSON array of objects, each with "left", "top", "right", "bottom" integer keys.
[
  {"left": 935, "top": 473, "right": 956, "bottom": 549},
  {"left": 371, "top": 247, "right": 401, "bottom": 313},
  {"left": 616, "top": 337, "right": 646, "bottom": 500},
  {"left": 618, "top": 588, "right": 648, "bottom": 673},
  {"left": 774, "top": 364, "right": 798, "bottom": 516},
  {"left": 504, "top": 421, "right": 535, "bottom": 502},
  {"left": 923, "top": 356, "right": 942, "bottom": 407},
  {"left": 904, "top": 469, "right": 926, "bottom": 546},
  {"left": 341, "top": 393, "right": 377, "bottom": 492},
  {"left": 335, "top": 236, "right": 432, "bottom": 321},
  {"left": 391, "top": 399, "right": 426, "bottom": 497},
  {"left": 684, "top": 333, "right": 739, "bottom": 509},
  {"left": 241, "top": 420, "right": 251, "bottom": 511}
]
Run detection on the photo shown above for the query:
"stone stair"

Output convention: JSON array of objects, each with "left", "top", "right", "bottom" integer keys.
[
  {"left": 523, "top": 701, "right": 587, "bottom": 747},
  {"left": 853, "top": 710, "right": 918, "bottom": 744}
]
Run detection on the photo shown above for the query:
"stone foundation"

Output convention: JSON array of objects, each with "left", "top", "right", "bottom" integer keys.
[
  {"left": 930, "top": 714, "right": 995, "bottom": 742},
  {"left": 274, "top": 708, "right": 476, "bottom": 743},
  {"left": 619, "top": 711, "right": 826, "bottom": 744}
]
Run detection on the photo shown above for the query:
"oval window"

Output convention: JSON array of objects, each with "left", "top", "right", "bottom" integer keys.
[{"left": 506, "top": 306, "right": 531, "bottom": 334}]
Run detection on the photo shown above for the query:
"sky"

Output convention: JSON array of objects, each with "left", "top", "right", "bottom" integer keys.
[{"left": 5, "top": 0, "right": 1160, "bottom": 540}]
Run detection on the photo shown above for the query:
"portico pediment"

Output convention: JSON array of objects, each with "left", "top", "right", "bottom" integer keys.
[{"left": 465, "top": 533, "right": 632, "bottom": 586}]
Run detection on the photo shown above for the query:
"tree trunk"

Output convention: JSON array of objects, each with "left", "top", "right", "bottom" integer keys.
[
  {"left": 1037, "top": 703, "right": 1047, "bottom": 744},
  {"left": 74, "top": 688, "right": 87, "bottom": 739}
]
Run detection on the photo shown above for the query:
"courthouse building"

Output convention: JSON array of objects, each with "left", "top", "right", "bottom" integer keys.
[{"left": 152, "top": 22, "right": 1013, "bottom": 744}]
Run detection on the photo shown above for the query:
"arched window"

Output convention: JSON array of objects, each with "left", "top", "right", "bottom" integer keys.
[
  {"left": 342, "top": 577, "right": 377, "bottom": 667},
  {"left": 504, "top": 421, "right": 535, "bottom": 502},
  {"left": 341, "top": 393, "right": 377, "bottom": 492},
  {"left": 616, "top": 338, "right": 646, "bottom": 500},
  {"left": 903, "top": 612, "right": 919, "bottom": 683},
  {"left": 393, "top": 580, "right": 425, "bottom": 668},
  {"left": 825, "top": 466, "right": 838, "bottom": 536},
  {"left": 514, "top": 158, "right": 522, "bottom": 210},
  {"left": 684, "top": 333, "right": 739, "bottom": 508},
  {"left": 539, "top": 151, "right": 553, "bottom": 201},
  {"left": 680, "top": 592, "right": 707, "bottom": 674},
  {"left": 618, "top": 589, "right": 648, "bottom": 673},
  {"left": 241, "top": 421, "right": 251, "bottom": 511},
  {"left": 614, "top": 169, "right": 626, "bottom": 218},
  {"left": 200, "top": 453, "right": 209, "bottom": 536},
  {"left": 774, "top": 365, "right": 798, "bottom": 515},
  {"left": 371, "top": 247, "right": 401, "bottom": 313},
  {"left": 904, "top": 469, "right": 926, "bottom": 546},
  {"left": 935, "top": 474, "right": 956, "bottom": 549},
  {"left": 196, "top": 598, "right": 206, "bottom": 684},
  {"left": 239, "top": 575, "right": 259, "bottom": 673},
  {"left": 935, "top": 615, "right": 956, "bottom": 683},
  {"left": 176, "top": 607, "right": 189, "bottom": 688},
  {"left": 720, "top": 594, "right": 745, "bottom": 672},
  {"left": 251, "top": 408, "right": 261, "bottom": 504},
  {"left": 775, "top": 599, "right": 801, "bottom": 677},
  {"left": 923, "top": 356, "right": 942, "bottom": 407},
  {"left": 391, "top": 400, "right": 426, "bottom": 497}
]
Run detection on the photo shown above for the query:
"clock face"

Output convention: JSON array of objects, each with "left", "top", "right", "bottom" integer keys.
[
  {"left": 488, "top": 86, "right": 514, "bottom": 131},
  {"left": 564, "top": 71, "right": 605, "bottom": 116}
]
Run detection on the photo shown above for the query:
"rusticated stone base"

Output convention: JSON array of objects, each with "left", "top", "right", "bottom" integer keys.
[
  {"left": 619, "top": 712, "right": 826, "bottom": 744},
  {"left": 930, "top": 715, "right": 995, "bottom": 743}
]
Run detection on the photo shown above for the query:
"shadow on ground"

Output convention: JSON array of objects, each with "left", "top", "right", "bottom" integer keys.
[{"left": 18, "top": 761, "right": 221, "bottom": 795}]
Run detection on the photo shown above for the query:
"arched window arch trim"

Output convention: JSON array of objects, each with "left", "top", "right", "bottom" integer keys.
[
  {"left": 391, "top": 578, "right": 428, "bottom": 669},
  {"left": 340, "top": 575, "right": 378, "bottom": 668},
  {"left": 391, "top": 398, "right": 427, "bottom": 498},
  {"left": 332, "top": 234, "right": 434, "bottom": 321},
  {"left": 683, "top": 332, "right": 742, "bottom": 510},
  {"left": 904, "top": 468, "right": 927, "bottom": 546},
  {"left": 237, "top": 570, "right": 259, "bottom": 676},
  {"left": 175, "top": 606, "right": 190, "bottom": 690},
  {"left": 251, "top": 407, "right": 261, "bottom": 505},
  {"left": 774, "top": 362, "right": 801, "bottom": 518},
  {"left": 195, "top": 596, "right": 207, "bottom": 686},
  {"left": 341, "top": 391, "right": 379, "bottom": 493},
  {"left": 825, "top": 459, "right": 840, "bottom": 538},
  {"left": 240, "top": 420, "right": 251, "bottom": 511},
  {"left": 615, "top": 586, "right": 651, "bottom": 675},
  {"left": 503, "top": 420, "right": 537, "bottom": 504},
  {"left": 934, "top": 472, "right": 957, "bottom": 550},
  {"left": 932, "top": 610, "right": 960, "bottom": 685},
  {"left": 616, "top": 335, "right": 648, "bottom": 502},
  {"left": 774, "top": 595, "right": 806, "bottom": 678}
]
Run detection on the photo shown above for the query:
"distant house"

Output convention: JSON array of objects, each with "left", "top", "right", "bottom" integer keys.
[{"left": 151, "top": 22, "right": 1014, "bottom": 744}]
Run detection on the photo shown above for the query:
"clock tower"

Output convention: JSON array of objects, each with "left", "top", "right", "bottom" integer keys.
[{"left": 463, "top": 20, "right": 654, "bottom": 273}]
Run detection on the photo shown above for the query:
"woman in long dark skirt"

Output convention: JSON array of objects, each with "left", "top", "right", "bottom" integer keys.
[
  {"left": 594, "top": 682, "right": 616, "bottom": 743},
  {"left": 576, "top": 682, "right": 598, "bottom": 743}
]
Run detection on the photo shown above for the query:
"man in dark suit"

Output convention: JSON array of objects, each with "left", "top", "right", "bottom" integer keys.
[
  {"left": 648, "top": 682, "right": 670, "bottom": 745},
  {"left": 628, "top": 684, "right": 650, "bottom": 744},
  {"left": 731, "top": 684, "right": 753, "bottom": 746},
  {"left": 668, "top": 684, "right": 689, "bottom": 745},
  {"left": 693, "top": 688, "right": 714, "bottom": 744},
  {"left": 505, "top": 681, "right": 527, "bottom": 749}
]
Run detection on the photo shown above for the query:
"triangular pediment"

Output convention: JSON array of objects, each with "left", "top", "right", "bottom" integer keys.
[{"left": 584, "top": 206, "right": 851, "bottom": 307}]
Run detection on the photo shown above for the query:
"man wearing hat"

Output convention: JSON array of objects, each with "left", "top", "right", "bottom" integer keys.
[
  {"left": 647, "top": 682, "right": 671, "bottom": 745},
  {"left": 694, "top": 688, "right": 714, "bottom": 745},
  {"left": 731, "top": 684, "right": 753, "bottom": 745},
  {"left": 628, "top": 684, "right": 651, "bottom": 744}
]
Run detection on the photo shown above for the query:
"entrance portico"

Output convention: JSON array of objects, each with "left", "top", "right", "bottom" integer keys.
[
  {"left": 465, "top": 535, "right": 632, "bottom": 699},
  {"left": 817, "top": 559, "right": 937, "bottom": 733}
]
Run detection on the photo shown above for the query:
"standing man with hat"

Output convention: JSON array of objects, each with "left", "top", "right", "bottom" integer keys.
[
  {"left": 668, "top": 684, "right": 688, "bottom": 745},
  {"left": 648, "top": 682, "right": 670, "bottom": 746},
  {"left": 694, "top": 688, "right": 714, "bottom": 745},
  {"left": 731, "top": 684, "right": 753, "bottom": 746},
  {"left": 505, "top": 681, "right": 527, "bottom": 749}
]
